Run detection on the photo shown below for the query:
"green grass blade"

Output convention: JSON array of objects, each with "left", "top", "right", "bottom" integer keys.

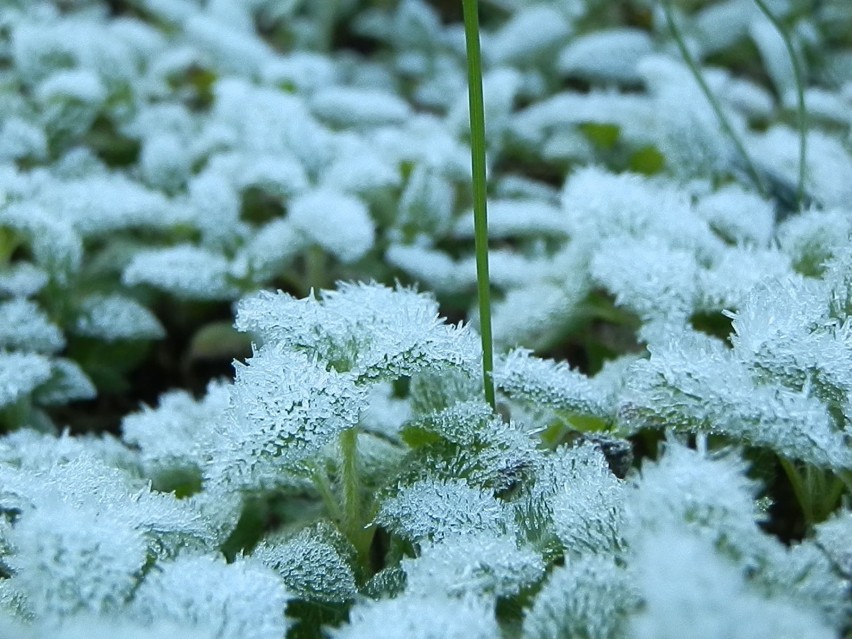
[{"left": 462, "top": 0, "right": 496, "bottom": 409}]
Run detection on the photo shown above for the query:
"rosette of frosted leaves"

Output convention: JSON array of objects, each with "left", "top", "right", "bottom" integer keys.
[
  {"left": 130, "top": 555, "right": 291, "bottom": 639},
  {"left": 235, "top": 282, "right": 480, "bottom": 383},
  {"left": 402, "top": 532, "right": 545, "bottom": 599},
  {"left": 251, "top": 522, "right": 359, "bottom": 604},
  {"left": 329, "top": 592, "right": 499, "bottom": 639},
  {"left": 522, "top": 555, "right": 639, "bottom": 639}
]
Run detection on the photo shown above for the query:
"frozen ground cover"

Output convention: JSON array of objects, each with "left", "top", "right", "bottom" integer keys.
[{"left": 0, "top": 0, "right": 851, "bottom": 637}]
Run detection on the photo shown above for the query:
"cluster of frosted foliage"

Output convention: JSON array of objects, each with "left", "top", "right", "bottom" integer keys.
[
  {"left": 131, "top": 555, "right": 291, "bottom": 639},
  {"left": 252, "top": 522, "right": 359, "bottom": 603},
  {"left": 288, "top": 189, "right": 375, "bottom": 263}
]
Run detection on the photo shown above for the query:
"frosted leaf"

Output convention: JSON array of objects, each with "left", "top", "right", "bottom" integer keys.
[
  {"left": 532, "top": 443, "right": 626, "bottom": 556},
  {"left": 0, "top": 203, "right": 82, "bottom": 279},
  {"left": 28, "top": 617, "right": 213, "bottom": 639},
  {"left": 74, "top": 294, "right": 164, "bottom": 342},
  {"left": 330, "top": 592, "right": 498, "bottom": 639},
  {"left": 697, "top": 247, "right": 792, "bottom": 310},
  {"left": 494, "top": 349, "right": 609, "bottom": 419},
  {"left": 750, "top": 19, "right": 799, "bottom": 107},
  {"left": 408, "top": 365, "right": 482, "bottom": 416},
  {"left": 122, "top": 381, "right": 230, "bottom": 480},
  {"left": 625, "top": 442, "right": 764, "bottom": 551},
  {"left": 0, "top": 299, "right": 64, "bottom": 353},
  {"left": 252, "top": 522, "right": 358, "bottom": 603},
  {"left": 0, "top": 263, "right": 48, "bottom": 298},
  {"left": 695, "top": 184, "right": 775, "bottom": 246},
  {"left": 396, "top": 165, "right": 456, "bottom": 237},
  {"left": 385, "top": 244, "right": 474, "bottom": 295},
  {"left": 6, "top": 499, "right": 148, "bottom": 619},
  {"left": 131, "top": 555, "right": 291, "bottom": 639},
  {"left": 123, "top": 245, "right": 240, "bottom": 301},
  {"left": 814, "top": 510, "right": 852, "bottom": 577},
  {"left": 321, "top": 136, "right": 400, "bottom": 194},
  {"left": 359, "top": 382, "right": 412, "bottom": 440},
  {"left": 630, "top": 528, "right": 834, "bottom": 639},
  {"left": 453, "top": 199, "right": 566, "bottom": 240},
  {"left": 0, "top": 352, "right": 51, "bottom": 409},
  {"left": 492, "top": 279, "right": 590, "bottom": 351},
  {"left": 207, "top": 346, "right": 366, "bottom": 490},
  {"left": 36, "top": 69, "right": 107, "bottom": 106},
  {"left": 561, "top": 167, "right": 721, "bottom": 258},
  {"left": 139, "top": 134, "right": 192, "bottom": 193},
  {"left": 489, "top": 5, "right": 571, "bottom": 65},
  {"left": 558, "top": 28, "right": 653, "bottom": 85},
  {"left": 522, "top": 556, "right": 639, "bottom": 639},
  {"left": 620, "top": 332, "right": 852, "bottom": 469},
  {"left": 32, "top": 359, "right": 96, "bottom": 406},
  {"left": 261, "top": 52, "right": 339, "bottom": 94},
  {"left": 404, "top": 532, "right": 544, "bottom": 598},
  {"left": 777, "top": 208, "right": 852, "bottom": 276},
  {"left": 375, "top": 478, "right": 515, "bottom": 543},
  {"left": 206, "top": 151, "right": 309, "bottom": 199},
  {"left": 288, "top": 189, "right": 375, "bottom": 264},
  {"left": 310, "top": 87, "right": 410, "bottom": 127},
  {"left": 235, "top": 283, "right": 479, "bottom": 382},
  {"left": 35, "top": 175, "right": 176, "bottom": 238},
  {"left": 405, "top": 400, "right": 495, "bottom": 446},
  {"left": 238, "top": 219, "right": 307, "bottom": 282},
  {"left": 185, "top": 14, "right": 274, "bottom": 77},
  {"left": 0, "top": 117, "right": 47, "bottom": 162},
  {"left": 185, "top": 171, "right": 242, "bottom": 249}
]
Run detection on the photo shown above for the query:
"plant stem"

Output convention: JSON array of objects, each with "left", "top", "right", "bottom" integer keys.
[
  {"left": 661, "top": 0, "right": 767, "bottom": 196},
  {"left": 462, "top": 0, "right": 496, "bottom": 410},
  {"left": 752, "top": 0, "right": 808, "bottom": 211},
  {"left": 340, "top": 427, "right": 373, "bottom": 568},
  {"left": 779, "top": 456, "right": 814, "bottom": 528}
]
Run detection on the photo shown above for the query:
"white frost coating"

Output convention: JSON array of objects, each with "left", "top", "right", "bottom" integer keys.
[
  {"left": 74, "top": 294, "right": 164, "bottom": 342},
  {"left": 403, "top": 533, "right": 545, "bottom": 598},
  {"left": 0, "top": 117, "right": 47, "bottom": 162},
  {"left": 558, "top": 28, "right": 654, "bottom": 84},
  {"left": 35, "top": 69, "right": 107, "bottom": 105},
  {"left": 0, "top": 299, "right": 65, "bottom": 354},
  {"left": 7, "top": 501, "right": 148, "bottom": 619},
  {"left": 330, "top": 593, "right": 499, "bottom": 639},
  {"left": 523, "top": 556, "right": 638, "bottom": 639},
  {"left": 695, "top": 184, "right": 776, "bottom": 246},
  {"left": 207, "top": 345, "right": 366, "bottom": 490},
  {"left": 237, "top": 219, "right": 307, "bottom": 281},
  {"left": 375, "top": 478, "right": 515, "bottom": 543},
  {"left": 288, "top": 189, "right": 375, "bottom": 263},
  {"left": 631, "top": 529, "right": 835, "bottom": 639},
  {"left": 310, "top": 86, "right": 411, "bottom": 127},
  {"left": 139, "top": 134, "right": 192, "bottom": 192},
  {"left": 123, "top": 245, "right": 240, "bottom": 300},
  {"left": 131, "top": 555, "right": 291, "bottom": 639},
  {"left": 385, "top": 244, "right": 474, "bottom": 295},
  {"left": 0, "top": 262, "right": 48, "bottom": 298},
  {"left": 185, "top": 14, "right": 274, "bottom": 77},
  {"left": 34, "top": 359, "right": 97, "bottom": 406},
  {"left": 0, "top": 351, "right": 52, "bottom": 408},
  {"left": 698, "top": 247, "right": 792, "bottom": 309},
  {"left": 489, "top": 5, "right": 572, "bottom": 64}
]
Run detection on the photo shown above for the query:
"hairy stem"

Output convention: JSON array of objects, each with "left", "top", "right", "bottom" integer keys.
[
  {"left": 340, "top": 427, "right": 373, "bottom": 568},
  {"left": 462, "top": 0, "right": 496, "bottom": 409},
  {"left": 661, "top": 0, "right": 767, "bottom": 196},
  {"left": 752, "top": 0, "right": 808, "bottom": 210}
]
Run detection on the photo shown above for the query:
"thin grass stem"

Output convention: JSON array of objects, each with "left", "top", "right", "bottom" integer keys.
[
  {"left": 462, "top": 0, "right": 496, "bottom": 410},
  {"left": 752, "top": 0, "right": 808, "bottom": 211},
  {"left": 661, "top": 0, "right": 767, "bottom": 196}
]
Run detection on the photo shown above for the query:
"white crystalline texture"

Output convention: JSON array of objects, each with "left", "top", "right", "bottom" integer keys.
[
  {"left": 0, "top": 117, "right": 48, "bottom": 162},
  {"left": 494, "top": 349, "right": 609, "bottom": 418},
  {"left": 777, "top": 208, "right": 852, "bottom": 275},
  {"left": 33, "top": 359, "right": 97, "bottom": 406},
  {"left": 238, "top": 219, "right": 307, "bottom": 281},
  {"left": 558, "top": 28, "right": 654, "bottom": 84},
  {"left": 234, "top": 283, "right": 479, "bottom": 382},
  {"left": 489, "top": 5, "right": 572, "bottom": 65},
  {"left": 630, "top": 529, "right": 835, "bottom": 639},
  {"left": 0, "top": 203, "right": 83, "bottom": 278},
  {"left": 207, "top": 346, "right": 365, "bottom": 489},
  {"left": 330, "top": 593, "right": 499, "bottom": 639},
  {"left": 0, "top": 262, "right": 49, "bottom": 298},
  {"left": 35, "top": 69, "right": 107, "bottom": 106},
  {"left": 310, "top": 86, "right": 411, "bottom": 127},
  {"left": 288, "top": 189, "right": 375, "bottom": 264},
  {"left": 123, "top": 245, "right": 240, "bottom": 300},
  {"left": 385, "top": 244, "right": 474, "bottom": 295},
  {"left": 6, "top": 501, "right": 148, "bottom": 619},
  {"left": 402, "top": 532, "right": 545, "bottom": 598},
  {"left": 375, "top": 478, "right": 514, "bottom": 543},
  {"left": 695, "top": 184, "right": 776, "bottom": 246},
  {"left": 131, "top": 555, "right": 291, "bottom": 639},
  {"left": 452, "top": 199, "right": 567, "bottom": 240},
  {"left": 0, "top": 299, "right": 64, "bottom": 353},
  {"left": 252, "top": 523, "right": 358, "bottom": 603},
  {"left": 139, "top": 134, "right": 192, "bottom": 192},
  {"left": 522, "top": 556, "right": 638, "bottom": 639},
  {"left": 0, "top": 351, "right": 52, "bottom": 409},
  {"left": 74, "top": 294, "right": 164, "bottom": 342},
  {"left": 185, "top": 14, "right": 274, "bottom": 77}
]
